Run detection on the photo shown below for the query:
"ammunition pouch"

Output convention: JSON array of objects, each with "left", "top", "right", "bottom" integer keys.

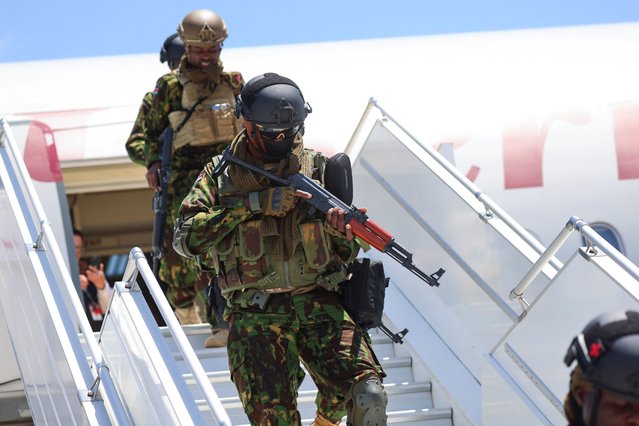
[{"left": 339, "top": 258, "right": 388, "bottom": 330}]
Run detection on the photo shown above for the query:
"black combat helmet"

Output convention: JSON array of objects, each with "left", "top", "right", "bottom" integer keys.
[
  {"left": 236, "top": 72, "right": 312, "bottom": 133},
  {"left": 235, "top": 73, "right": 312, "bottom": 161},
  {"left": 564, "top": 309, "right": 639, "bottom": 402},
  {"left": 159, "top": 33, "right": 185, "bottom": 66}
]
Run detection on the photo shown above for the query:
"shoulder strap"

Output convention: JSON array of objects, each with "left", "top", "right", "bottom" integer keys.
[
  {"left": 304, "top": 149, "right": 326, "bottom": 184},
  {"left": 174, "top": 95, "right": 207, "bottom": 133},
  {"left": 223, "top": 71, "right": 244, "bottom": 96}
]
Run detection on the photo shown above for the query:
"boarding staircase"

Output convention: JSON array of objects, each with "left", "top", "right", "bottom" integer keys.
[
  {"left": 156, "top": 323, "right": 452, "bottom": 425},
  {"left": 82, "top": 243, "right": 455, "bottom": 426},
  {"left": 2, "top": 96, "right": 639, "bottom": 426}
]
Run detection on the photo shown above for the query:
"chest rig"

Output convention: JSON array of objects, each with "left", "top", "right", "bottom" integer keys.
[
  {"left": 169, "top": 73, "right": 243, "bottom": 150},
  {"left": 209, "top": 151, "right": 349, "bottom": 298}
]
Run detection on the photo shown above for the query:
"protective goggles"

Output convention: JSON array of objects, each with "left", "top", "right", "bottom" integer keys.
[{"left": 257, "top": 124, "right": 302, "bottom": 141}]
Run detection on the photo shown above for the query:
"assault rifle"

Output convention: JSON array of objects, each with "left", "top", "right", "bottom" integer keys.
[
  {"left": 212, "top": 148, "right": 445, "bottom": 287},
  {"left": 151, "top": 127, "right": 173, "bottom": 276}
]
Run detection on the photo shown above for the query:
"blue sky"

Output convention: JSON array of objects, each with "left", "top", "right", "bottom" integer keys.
[{"left": 1, "top": 0, "right": 638, "bottom": 63}]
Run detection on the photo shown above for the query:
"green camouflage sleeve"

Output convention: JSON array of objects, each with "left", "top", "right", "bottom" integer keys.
[
  {"left": 125, "top": 92, "right": 153, "bottom": 166},
  {"left": 177, "top": 162, "right": 254, "bottom": 255},
  {"left": 143, "top": 73, "right": 180, "bottom": 167}
]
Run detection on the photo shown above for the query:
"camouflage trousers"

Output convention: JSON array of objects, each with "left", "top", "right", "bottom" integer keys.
[
  {"left": 159, "top": 165, "right": 209, "bottom": 310},
  {"left": 227, "top": 288, "right": 385, "bottom": 425}
]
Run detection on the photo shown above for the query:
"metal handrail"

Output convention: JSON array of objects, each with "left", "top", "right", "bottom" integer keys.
[
  {"left": 0, "top": 118, "right": 130, "bottom": 424},
  {"left": 346, "top": 99, "right": 563, "bottom": 272},
  {"left": 579, "top": 220, "right": 639, "bottom": 281},
  {"left": 123, "top": 247, "right": 232, "bottom": 426},
  {"left": 510, "top": 216, "right": 639, "bottom": 301}
]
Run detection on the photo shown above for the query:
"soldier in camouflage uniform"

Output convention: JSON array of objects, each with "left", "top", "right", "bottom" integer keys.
[
  {"left": 173, "top": 73, "right": 388, "bottom": 425},
  {"left": 126, "top": 33, "right": 184, "bottom": 166},
  {"left": 129, "top": 10, "right": 244, "bottom": 348}
]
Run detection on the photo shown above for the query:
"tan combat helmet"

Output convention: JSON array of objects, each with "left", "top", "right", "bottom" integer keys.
[{"left": 177, "top": 9, "right": 228, "bottom": 46}]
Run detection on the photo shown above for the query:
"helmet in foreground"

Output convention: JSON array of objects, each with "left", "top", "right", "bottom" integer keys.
[
  {"left": 236, "top": 72, "right": 312, "bottom": 161},
  {"left": 236, "top": 73, "right": 311, "bottom": 131},
  {"left": 564, "top": 309, "right": 639, "bottom": 402}
]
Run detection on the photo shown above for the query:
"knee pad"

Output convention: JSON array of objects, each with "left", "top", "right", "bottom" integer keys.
[{"left": 348, "top": 375, "right": 388, "bottom": 426}]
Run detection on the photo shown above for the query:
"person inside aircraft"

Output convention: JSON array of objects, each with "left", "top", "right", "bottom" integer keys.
[
  {"left": 128, "top": 9, "right": 244, "bottom": 348},
  {"left": 73, "top": 228, "right": 113, "bottom": 332},
  {"left": 563, "top": 309, "right": 639, "bottom": 426},
  {"left": 173, "top": 72, "right": 388, "bottom": 426}
]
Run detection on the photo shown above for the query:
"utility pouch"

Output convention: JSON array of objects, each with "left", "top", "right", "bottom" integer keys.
[
  {"left": 209, "top": 102, "right": 241, "bottom": 142},
  {"left": 339, "top": 258, "right": 409, "bottom": 344},
  {"left": 339, "top": 258, "right": 387, "bottom": 330}
]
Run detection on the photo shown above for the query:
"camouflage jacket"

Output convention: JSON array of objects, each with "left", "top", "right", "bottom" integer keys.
[
  {"left": 125, "top": 91, "right": 152, "bottom": 166},
  {"left": 143, "top": 60, "right": 243, "bottom": 168},
  {"left": 175, "top": 134, "right": 360, "bottom": 293}
]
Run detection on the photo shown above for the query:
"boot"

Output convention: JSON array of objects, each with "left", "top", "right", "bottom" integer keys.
[
  {"left": 311, "top": 413, "right": 341, "bottom": 426},
  {"left": 204, "top": 328, "right": 229, "bottom": 348},
  {"left": 174, "top": 303, "right": 203, "bottom": 325}
]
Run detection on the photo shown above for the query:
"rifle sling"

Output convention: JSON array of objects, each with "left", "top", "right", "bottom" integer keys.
[{"left": 174, "top": 95, "right": 208, "bottom": 133}]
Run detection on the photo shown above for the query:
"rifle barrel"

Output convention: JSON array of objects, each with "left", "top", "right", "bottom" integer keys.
[{"left": 384, "top": 241, "right": 441, "bottom": 287}]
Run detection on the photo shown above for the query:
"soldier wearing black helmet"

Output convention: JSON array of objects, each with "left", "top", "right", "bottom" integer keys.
[
  {"left": 127, "top": 9, "right": 244, "bottom": 348},
  {"left": 564, "top": 310, "right": 639, "bottom": 425},
  {"left": 159, "top": 33, "right": 184, "bottom": 72},
  {"left": 173, "top": 73, "right": 387, "bottom": 426}
]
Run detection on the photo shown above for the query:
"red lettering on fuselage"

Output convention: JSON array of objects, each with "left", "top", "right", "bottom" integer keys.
[
  {"left": 502, "top": 110, "right": 591, "bottom": 189},
  {"left": 454, "top": 102, "right": 639, "bottom": 188},
  {"left": 23, "top": 120, "right": 62, "bottom": 183},
  {"left": 611, "top": 101, "right": 639, "bottom": 180}
]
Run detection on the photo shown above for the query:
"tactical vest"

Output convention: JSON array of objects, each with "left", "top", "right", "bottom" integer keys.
[
  {"left": 169, "top": 73, "right": 243, "bottom": 150},
  {"left": 210, "top": 151, "right": 348, "bottom": 297}
]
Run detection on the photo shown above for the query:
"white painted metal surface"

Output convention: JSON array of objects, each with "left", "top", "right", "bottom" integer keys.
[
  {"left": 0, "top": 119, "right": 119, "bottom": 424},
  {"left": 109, "top": 248, "right": 232, "bottom": 426},
  {"left": 346, "top": 101, "right": 639, "bottom": 425}
]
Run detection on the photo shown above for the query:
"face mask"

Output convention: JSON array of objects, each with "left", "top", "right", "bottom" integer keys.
[
  {"left": 258, "top": 126, "right": 301, "bottom": 161},
  {"left": 261, "top": 136, "right": 295, "bottom": 161}
]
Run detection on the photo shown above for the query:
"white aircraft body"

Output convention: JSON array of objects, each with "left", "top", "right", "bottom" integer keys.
[
  {"left": 1, "top": 22, "right": 639, "bottom": 425},
  {"left": 1, "top": 22, "right": 638, "bottom": 262}
]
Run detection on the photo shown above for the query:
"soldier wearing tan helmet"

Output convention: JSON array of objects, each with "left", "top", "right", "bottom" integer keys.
[
  {"left": 132, "top": 9, "right": 244, "bottom": 348},
  {"left": 178, "top": 9, "right": 227, "bottom": 46}
]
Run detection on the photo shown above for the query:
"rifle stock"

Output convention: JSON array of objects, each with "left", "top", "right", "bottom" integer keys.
[
  {"left": 212, "top": 148, "right": 445, "bottom": 287},
  {"left": 151, "top": 128, "right": 173, "bottom": 276}
]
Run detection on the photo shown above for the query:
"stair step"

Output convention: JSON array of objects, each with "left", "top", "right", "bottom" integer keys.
[
  {"left": 88, "top": 324, "right": 454, "bottom": 425},
  {"left": 197, "top": 406, "right": 453, "bottom": 426},
  {"left": 181, "top": 355, "right": 416, "bottom": 400},
  {"left": 191, "top": 380, "right": 433, "bottom": 424},
  {"left": 189, "top": 378, "right": 431, "bottom": 407},
  {"left": 161, "top": 324, "right": 397, "bottom": 359},
  {"left": 382, "top": 408, "right": 454, "bottom": 425}
]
